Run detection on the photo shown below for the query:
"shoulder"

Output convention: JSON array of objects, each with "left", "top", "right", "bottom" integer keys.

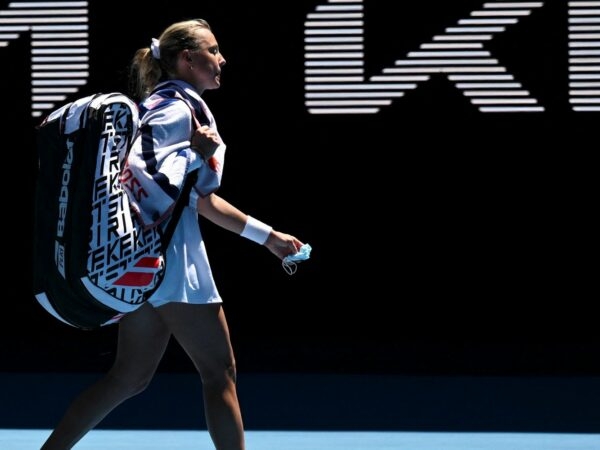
[{"left": 141, "top": 96, "right": 193, "bottom": 128}]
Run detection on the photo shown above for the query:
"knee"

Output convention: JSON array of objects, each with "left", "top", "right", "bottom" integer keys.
[
  {"left": 129, "top": 375, "right": 154, "bottom": 397},
  {"left": 106, "top": 369, "right": 155, "bottom": 398},
  {"left": 200, "top": 359, "right": 237, "bottom": 389}
]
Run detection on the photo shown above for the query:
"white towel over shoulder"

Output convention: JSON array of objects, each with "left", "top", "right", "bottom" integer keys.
[{"left": 123, "top": 81, "right": 226, "bottom": 229}]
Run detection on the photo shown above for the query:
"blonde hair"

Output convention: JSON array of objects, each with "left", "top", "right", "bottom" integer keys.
[{"left": 128, "top": 18, "right": 211, "bottom": 101}]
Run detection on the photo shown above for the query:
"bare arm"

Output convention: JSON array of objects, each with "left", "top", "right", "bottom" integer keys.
[
  {"left": 197, "top": 193, "right": 304, "bottom": 260},
  {"left": 196, "top": 192, "right": 247, "bottom": 234}
]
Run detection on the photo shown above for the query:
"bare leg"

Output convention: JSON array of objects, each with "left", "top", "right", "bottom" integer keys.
[
  {"left": 157, "top": 302, "right": 245, "bottom": 450},
  {"left": 41, "top": 304, "right": 171, "bottom": 450}
]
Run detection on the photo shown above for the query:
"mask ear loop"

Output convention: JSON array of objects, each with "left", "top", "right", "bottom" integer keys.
[{"left": 282, "top": 260, "right": 298, "bottom": 275}]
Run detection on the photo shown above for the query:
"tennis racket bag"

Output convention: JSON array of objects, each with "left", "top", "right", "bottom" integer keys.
[{"left": 32, "top": 93, "right": 196, "bottom": 330}]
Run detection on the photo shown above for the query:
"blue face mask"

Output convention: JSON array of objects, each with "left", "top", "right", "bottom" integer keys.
[{"left": 282, "top": 243, "right": 312, "bottom": 275}]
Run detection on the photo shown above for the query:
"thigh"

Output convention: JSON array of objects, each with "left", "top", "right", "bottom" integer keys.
[
  {"left": 155, "top": 303, "right": 235, "bottom": 374},
  {"left": 111, "top": 303, "right": 172, "bottom": 378}
]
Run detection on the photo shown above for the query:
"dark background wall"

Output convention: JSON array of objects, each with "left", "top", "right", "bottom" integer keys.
[{"left": 0, "top": 0, "right": 596, "bottom": 377}]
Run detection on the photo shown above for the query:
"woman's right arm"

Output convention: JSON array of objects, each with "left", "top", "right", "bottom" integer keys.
[{"left": 197, "top": 193, "right": 303, "bottom": 260}]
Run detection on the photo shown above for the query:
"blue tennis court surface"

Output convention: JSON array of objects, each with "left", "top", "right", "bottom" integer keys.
[
  {"left": 2, "top": 373, "right": 600, "bottom": 448},
  {"left": 2, "top": 429, "right": 600, "bottom": 449}
]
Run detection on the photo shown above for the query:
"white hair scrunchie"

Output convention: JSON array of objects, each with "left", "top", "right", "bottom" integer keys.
[{"left": 150, "top": 38, "right": 160, "bottom": 60}]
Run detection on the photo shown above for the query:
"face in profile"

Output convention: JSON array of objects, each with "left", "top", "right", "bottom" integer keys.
[{"left": 184, "top": 28, "right": 226, "bottom": 92}]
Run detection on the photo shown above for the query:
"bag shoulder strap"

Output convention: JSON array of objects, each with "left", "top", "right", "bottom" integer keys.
[{"left": 161, "top": 168, "right": 198, "bottom": 250}]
